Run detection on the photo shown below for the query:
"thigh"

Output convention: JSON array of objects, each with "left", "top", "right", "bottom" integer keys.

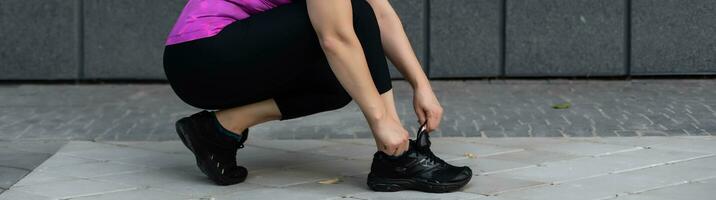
[{"left": 175, "top": 1, "right": 326, "bottom": 109}]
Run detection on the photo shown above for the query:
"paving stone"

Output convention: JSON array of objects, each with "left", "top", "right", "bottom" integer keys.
[
  {"left": 451, "top": 158, "right": 536, "bottom": 175},
  {"left": 461, "top": 175, "right": 547, "bottom": 195},
  {"left": 236, "top": 150, "right": 340, "bottom": 172},
  {"left": 613, "top": 178, "right": 715, "bottom": 200},
  {"left": 1, "top": 140, "right": 66, "bottom": 154},
  {"left": 0, "top": 190, "right": 51, "bottom": 200},
  {"left": 111, "top": 153, "right": 194, "bottom": 169},
  {"left": 485, "top": 150, "right": 582, "bottom": 165},
  {"left": 495, "top": 148, "right": 709, "bottom": 183},
  {"left": 283, "top": 176, "right": 369, "bottom": 198},
  {"left": 527, "top": 142, "right": 643, "bottom": 156},
  {"left": 246, "top": 168, "right": 337, "bottom": 187},
  {"left": 39, "top": 161, "right": 149, "bottom": 178},
  {"left": 34, "top": 154, "right": 100, "bottom": 171},
  {"left": 211, "top": 187, "right": 338, "bottom": 200},
  {"left": 4, "top": 81, "right": 716, "bottom": 140},
  {"left": 103, "top": 141, "right": 188, "bottom": 154},
  {"left": 152, "top": 178, "right": 263, "bottom": 198},
  {"left": 0, "top": 167, "right": 29, "bottom": 189},
  {"left": 300, "top": 143, "right": 380, "bottom": 160},
  {"left": 58, "top": 143, "right": 164, "bottom": 161},
  {"left": 91, "top": 168, "right": 198, "bottom": 188},
  {"left": 429, "top": 140, "right": 524, "bottom": 158},
  {"left": 247, "top": 139, "right": 343, "bottom": 152},
  {"left": 499, "top": 156, "right": 716, "bottom": 200},
  {"left": 0, "top": 149, "right": 51, "bottom": 170},
  {"left": 347, "top": 190, "right": 483, "bottom": 200},
  {"left": 69, "top": 188, "right": 191, "bottom": 200},
  {"left": 12, "top": 179, "right": 136, "bottom": 200},
  {"left": 285, "top": 158, "right": 372, "bottom": 177},
  {"left": 12, "top": 171, "right": 78, "bottom": 187}
]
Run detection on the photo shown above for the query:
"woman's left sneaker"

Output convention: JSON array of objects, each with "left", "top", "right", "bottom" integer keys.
[
  {"left": 175, "top": 110, "right": 249, "bottom": 185},
  {"left": 367, "top": 123, "right": 472, "bottom": 193}
]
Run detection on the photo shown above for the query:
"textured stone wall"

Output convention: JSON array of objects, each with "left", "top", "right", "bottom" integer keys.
[{"left": 0, "top": 0, "right": 714, "bottom": 80}]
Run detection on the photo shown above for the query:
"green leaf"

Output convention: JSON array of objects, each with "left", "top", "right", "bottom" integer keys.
[{"left": 552, "top": 102, "right": 571, "bottom": 109}]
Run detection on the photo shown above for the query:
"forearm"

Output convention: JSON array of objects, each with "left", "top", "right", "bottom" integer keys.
[
  {"left": 320, "top": 36, "right": 388, "bottom": 122},
  {"left": 375, "top": 9, "right": 431, "bottom": 90}
]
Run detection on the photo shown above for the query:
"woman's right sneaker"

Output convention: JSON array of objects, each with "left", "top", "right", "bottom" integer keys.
[
  {"left": 367, "top": 122, "right": 472, "bottom": 193},
  {"left": 175, "top": 110, "right": 249, "bottom": 186}
]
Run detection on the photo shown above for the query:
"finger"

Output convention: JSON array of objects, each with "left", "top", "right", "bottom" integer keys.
[
  {"left": 425, "top": 111, "right": 435, "bottom": 132},
  {"left": 416, "top": 107, "right": 426, "bottom": 125},
  {"left": 429, "top": 112, "right": 440, "bottom": 132}
]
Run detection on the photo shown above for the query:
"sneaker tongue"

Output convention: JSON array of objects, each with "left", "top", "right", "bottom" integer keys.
[{"left": 416, "top": 121, "right": 431, "bottom": 148}]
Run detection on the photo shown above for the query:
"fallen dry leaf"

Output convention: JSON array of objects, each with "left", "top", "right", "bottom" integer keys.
[
  {"left": 464, "top": 152, "right": 476, "bottom": 159},
  {"left": 318, "top": 177, "right": 342, "bottom": 184}
]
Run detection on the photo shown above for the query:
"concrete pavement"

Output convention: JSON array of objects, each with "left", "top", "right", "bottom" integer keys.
[{"left": 1, "top": 136, "right": 714, "bottom": 200}]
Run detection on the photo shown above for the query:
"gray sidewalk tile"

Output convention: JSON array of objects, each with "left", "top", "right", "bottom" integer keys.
[
  {"left": 0, "top": 150, "right": 51, "bottom": 170},
  {"left": 91, "top": 168, "right": 199, "bottom": 188},
  {"left": 499, "top": 156, "right": 716, "bottom": 200},
  {"left": 429, "top": 140, "right": 525, "bottom": 158},
  {"left": 236, "top": 150, "right": 341, "bottom": 172},
  {"left": 285, "top": 158, "right": 372, "bottom": 177},
  {"left": 451, "top": 158, "right": 537, "bottom": 175},
  {"left": 111, "top": 153, "right": 194, "bottom": 169},
  {"left": 282, "top": 176, "right": 370, "bottom": 199},
  {"left": 152, "top": 178, "right": 264, "bottom": 198},
  {"left": 103, "top": 141, "right": 189, "bottom": 154},
  {"left": 69, "top": 188, "right": 191, "bottom": 200},
  {"left": 347, "top": 190, "right": 483, "bottom": 200},
  {"left": 12, "top": 179, "right": 136, "bottom": 200},
  {"left": 211, "top": 187, "right": 338, "bottom": 200},
  {"left": 33, "top": 154, "right": 100, "bottom": 171},
  {"left": 4, "top": 138, "right": 716, "bottom": 199},
  {"left": 484, "top": 150, "right": 581, "bottom": 165},
  {"left": 461, "top": 175, "right": 546, "bottom": 195},
  {"left": 40, "top": 161, "right": 149, "bottom": 179},
  {"left": 528, "top": 142, "right": 643, "bottom": 156},
  {"left": 12, "top": 171, "right": 77, "bottom": 187},
  {"left": 0, "top": 190, "right": 51, "bottom": 200},
  {"left": 610, "top": 178, "right": 714, "bottom": 200},
  {"left": 0, "top": 167, "right": 29, "bottom": 190},
  {"left": 246, "top": 168, "right": 338, "bottom": 187},
  {"left": 246, "top": 139, "right": 343, "bottom": 152},
  {"left": 494, "top": 148, "right": 709, "bottom": 183},
  {"left": 300, "top": 143, "right": 380, "bottom": 160}
]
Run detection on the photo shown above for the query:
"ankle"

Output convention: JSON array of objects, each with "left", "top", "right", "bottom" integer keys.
[{"left": 210, "top": 111, "right": 245, "bottom": 142}]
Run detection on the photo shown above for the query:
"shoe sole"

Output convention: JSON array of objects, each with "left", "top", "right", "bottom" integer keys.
[
  {"left": 366, "top": 172, "right": 472, "bottom": 193},
  {"left": 175, "top": 117, "right": 245, "bottom": 185}
]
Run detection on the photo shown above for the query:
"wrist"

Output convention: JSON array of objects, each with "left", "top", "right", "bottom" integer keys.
[{"left": 411, "top": 78, "right": 431, "bottom": 90}]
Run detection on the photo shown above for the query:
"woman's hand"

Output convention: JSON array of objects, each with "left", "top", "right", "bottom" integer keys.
[
  {"left": 413, "top": 85, "right": 443, "bottom": 133},
  {"left": 369, "top": 114, "right": 410, "bottom": 156}
]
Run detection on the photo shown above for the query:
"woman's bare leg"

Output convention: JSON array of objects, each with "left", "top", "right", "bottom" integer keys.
[
  {"left": 214, "top": 98, "right": 282, "bottom": 134},
  {"left": 213, "top": 88, "right": 398, "bottom": 140},
  {"left": 375, "top": 88, "right": 403, "bottom": 148}
]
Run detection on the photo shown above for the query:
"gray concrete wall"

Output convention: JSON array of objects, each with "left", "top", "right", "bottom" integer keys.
[{"left": 1, "top": 0, "right": 715, "bottom": 80}]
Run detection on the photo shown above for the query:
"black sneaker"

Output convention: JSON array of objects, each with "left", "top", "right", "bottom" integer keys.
[
  {"left": 175, "top": 110, "right": 249, "bottom": 185},
  {"left": 367, "top": 121, "right": 472, "bottom": 193}
]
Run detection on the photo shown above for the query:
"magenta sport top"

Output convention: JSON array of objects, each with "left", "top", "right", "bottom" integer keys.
[{"left": 166, "top": 0, "right": 293, "bottom": 46}]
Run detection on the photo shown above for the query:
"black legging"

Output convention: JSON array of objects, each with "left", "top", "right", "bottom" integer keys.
[{"left": 162, "top": 0, "right": 392, "bottom": 121}]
